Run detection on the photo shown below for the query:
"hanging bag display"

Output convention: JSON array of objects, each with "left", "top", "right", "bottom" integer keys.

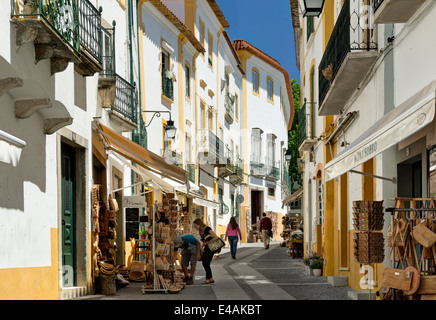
[
  {"left": 412, "top": 219, "right": 436, "bottom": 248},
  {"left": 417, "top": 275, "right": 436, "bottom": 295},
  {"left": 381, "top": 267, "right": 412, "bottom": 292}
]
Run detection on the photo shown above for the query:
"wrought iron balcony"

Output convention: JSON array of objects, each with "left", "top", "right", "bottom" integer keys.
[
  {"left": 198, "top": 129, "right": 225, "bottom": 165},
  {"left": 11, "top": 0, "right": 103, "bottom": 76},
  {"left": 224, "top": 93, "right": 235, "bottom": 124},
  {"left": 106, "top": 74, "right": 137, "bottom": 130},
  {"left": 282, "top": 164, "right": 293, "bottom": 195},
  {"left": 186, "top": 163, "right": 195, "bottom": 183},
  {"left": 250, "top": 155, "right": 267, "bottom": 177},
  {"left": 162, "top": 71, "right": 174, "bottom": 101},
  {"left": 218, "top": 147, "right": 234, "bottom": 178},
  {"left": 162, "top": 149, "right": 183, "bottom": 167},
  {"left": 318, "top": 0, "right": 378, "bottom": 116},
  {"left": 230, "top": 158, "right": 244, "bottom": 185},
  {"left": 373, "top": 0, "right": 426, "bottom": 24},
  {"left": 266, "top": 160, "right": 280, "bottom": 180},
  {"left": 297, "top": 99, "right": 317, "bottom": 153}
]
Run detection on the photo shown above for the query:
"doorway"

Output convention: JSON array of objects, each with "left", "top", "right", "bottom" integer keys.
[
  {"left": 397, "top": 154, "right": 422, "bottom": 199},
  {"left": 251, "top": 190, "right": 263, "bottom": 225},
  {"left": 61, "top": 143, "right": 76, "bottom": 287}
]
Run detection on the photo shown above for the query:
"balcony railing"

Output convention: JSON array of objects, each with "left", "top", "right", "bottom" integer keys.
[
  {"left": 225, "top": 93, "right": 235, "bottom": 124},
  {"left": 297, "top": 100, "right": 308, "bottom": 147},
  {"left": 318, "top": 0, "right": 377, "bottom": 115},
  {"left": 112, "top": 74, "right": 137, "bottom": 123},
  {"left": 250, "top": 155, "right": 267, "bottom": 177},
  {"left": 77, "top": 0, "right": 102, "bottom": 63},
  {"left": 229, "top": 158, "right": 244, "bottom": 185},
  {"left": 266, "top": 160, "right": 280, "bottom": 180},
  {"left": 11, "top": 0, "right": 103, "bottom": 75},
  {"left": 186, "top": 163, "right": 195, "bottom": 183},
  {"left": 11, "top": 0, "right": 81, "bottom": 54},
  {"left": 100, "top": 26, "right": 115, "bottom": 77},
  {"left": 162, "top": 149, "right": 183, "bottom": 167},
  {"left": 162, "top": 71, "right": 174, "bottom": 101},
  {"left": 373, "top": 0, "right": 384, "bottom": 12},
  {"left": 198, "top": 129, "right": 225, "bottom": 165},
  {"left": 282, "top": 164, "right": 293, "bottom": 194}
]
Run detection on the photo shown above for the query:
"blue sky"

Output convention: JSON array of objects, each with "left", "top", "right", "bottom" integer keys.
[{"left": 216, "top": 0, "right": 299, "bottom": 82}]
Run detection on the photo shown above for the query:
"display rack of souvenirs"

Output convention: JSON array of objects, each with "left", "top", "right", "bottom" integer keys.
[
  {"left": 142, "top": 193, "right": 185, "bottom": 294},
  {"left": 352, "top": 200, "right": 385, "bottom": 264},
  {"left": 91, "top": 185, "right": 124, "bottom": 294}
]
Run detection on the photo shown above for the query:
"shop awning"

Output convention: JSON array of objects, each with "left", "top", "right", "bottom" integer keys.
[
  {"left": 325, "top": 80, "right": 436, "bottom": 182},
  {"left": 110, "top": 152, "right": 176, "bottom": 194},
  {"left": 282, "top": 187, "right": 303, "bottom": 208},
  {"left": 193, "top": 197, "right": 220, "bottom": 210},
  {"left": 93, "top": 122, "right": 188, "bottom": 186}
]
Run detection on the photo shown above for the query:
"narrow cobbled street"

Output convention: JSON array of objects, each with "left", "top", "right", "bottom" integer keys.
[{"left": 86, "top": 243, "right": 350, "bottom": 301}]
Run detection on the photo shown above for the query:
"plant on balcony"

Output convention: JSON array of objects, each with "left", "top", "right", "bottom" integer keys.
[
  {"left": 165, "top": 70, "right": 176, "bottom": 82},
  {"left": 322, "top": 63, "right": 333, "bottom": 83},
  {"left": 23, "top": 0, "right": 39, "bottom": 14}
]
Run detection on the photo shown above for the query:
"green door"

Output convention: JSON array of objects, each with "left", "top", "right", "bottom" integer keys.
[{"left": 61, "top": 143, "right": 76, "bottom": 287}]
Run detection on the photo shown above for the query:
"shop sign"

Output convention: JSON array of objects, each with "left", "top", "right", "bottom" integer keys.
[{"left": 122, "top": 196, "right": 146, "bottom": 208}]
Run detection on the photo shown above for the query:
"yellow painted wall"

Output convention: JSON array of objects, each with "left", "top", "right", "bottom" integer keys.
[{"left": 0, "top": 228, "right": 60, "bottom": 300}]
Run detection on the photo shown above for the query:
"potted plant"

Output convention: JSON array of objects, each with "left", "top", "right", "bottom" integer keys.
[{"left": 310, "top": 259, "right": 323, "bottom": 276}]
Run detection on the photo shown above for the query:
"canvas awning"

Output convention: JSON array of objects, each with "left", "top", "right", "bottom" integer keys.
[
  {"left": 325, "top": 80, "right": 436, "bottom": 182},
  {"left": 282, "top": 187, "right": 303, "bottom": 208},
  {"left": 193, "top": 197, "right": 220, "bottom": 210},
  {"left": 93, "top": 122, "right": 188, "bottom": 186}
]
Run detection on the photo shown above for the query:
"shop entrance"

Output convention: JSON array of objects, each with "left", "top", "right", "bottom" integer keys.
[
  {"left": 61, "top": 143, "right": 76, "bottom": 287},
  {"left": 251, "top": 190, "right": 263, "bottom": 225},
  {"left": 397, "top": 154, "right": 422, "bottom": 198}
]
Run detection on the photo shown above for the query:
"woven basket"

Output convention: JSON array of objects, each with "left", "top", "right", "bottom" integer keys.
[{"left": 129, "top": 261, "right": 145, "bottom": 281}]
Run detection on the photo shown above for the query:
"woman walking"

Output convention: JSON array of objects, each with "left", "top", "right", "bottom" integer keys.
[
  {"left": 225, "top": 217, "right": 242, "bottom": 259},
  {"left": 193, "top": 218, "right": 218, "bottom": 285}
]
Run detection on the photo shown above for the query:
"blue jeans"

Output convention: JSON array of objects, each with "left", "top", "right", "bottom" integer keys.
[{"left": 228, "top": 236, "right": 238, "bottom": 256}]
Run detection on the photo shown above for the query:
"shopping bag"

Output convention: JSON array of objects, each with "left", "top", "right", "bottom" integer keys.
[
  {"left": 417, "top": 275, "right": 436, "bottom": 295},
  {"left": 207, "top": 237, "right": 225, "bottom": 253}
]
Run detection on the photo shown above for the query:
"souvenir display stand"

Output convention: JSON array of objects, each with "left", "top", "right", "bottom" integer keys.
[
  {"left": 91, "top": 184, "right": 121, "bottom": 294},
  {"left": 353, "top": 200, "right": 385, "bottom": 299},
  {"left": 142, "top": 193, "right": 185, "bottom": 294}
]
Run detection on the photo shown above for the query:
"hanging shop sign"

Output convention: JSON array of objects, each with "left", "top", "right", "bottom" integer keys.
[{"left": 122, "top": 196, "right": 147, "bottom": 208}]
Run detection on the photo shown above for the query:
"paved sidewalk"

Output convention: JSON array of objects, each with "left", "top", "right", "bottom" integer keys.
[{"left": 80, "top": 242, "right": 351, "bottom": 300}]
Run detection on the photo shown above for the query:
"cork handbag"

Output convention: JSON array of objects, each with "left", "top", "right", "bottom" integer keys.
[
  {"left": 381, "top": 267, "right": 412, "bottom": 292},
  {"left": 412, "top": 219, "right": 436, "bottom": 248}
]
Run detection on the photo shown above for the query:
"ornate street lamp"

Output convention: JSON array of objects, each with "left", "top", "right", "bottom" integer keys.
[
  {"left": 143, "top": 110, "right": 177, "bottom": 139},
  {"left": 299, "top": 0, "right": 325, "bottom": 17},
  {"left": 164, "top": 118, "right": 177, "bottom": 140}
]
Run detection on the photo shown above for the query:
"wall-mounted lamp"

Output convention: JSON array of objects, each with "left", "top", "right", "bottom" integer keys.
[
  {"left": 143, "top": 110, "right": 177, "bottom": 139},
  {"left": 285, "top": 148, "right": 293, "bottom": 162},
  {"left": 298, "top": 0, "right": 325, "bottom": 17}
]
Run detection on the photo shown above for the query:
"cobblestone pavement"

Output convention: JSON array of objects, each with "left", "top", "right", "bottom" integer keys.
[{"left": 86, "top": 242, "right": 351, "bottom": 300}]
